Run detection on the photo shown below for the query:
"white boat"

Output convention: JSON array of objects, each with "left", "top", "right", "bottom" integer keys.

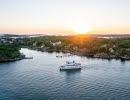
[{"left": 60, "top": 61, "right": 81, "bottom": 70}]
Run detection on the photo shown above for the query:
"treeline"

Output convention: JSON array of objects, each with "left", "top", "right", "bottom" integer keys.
[
  {"left": 0, "top": 44, "right": 20, "bottom": 59},
  {"left": 1, "top": 35, "right": 130, "bottom": 60},
  {"left": 19, "top": 35, "right": 130, "bottom": 56}
]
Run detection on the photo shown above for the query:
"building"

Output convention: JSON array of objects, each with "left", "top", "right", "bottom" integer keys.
[
  {"left": 109, "top": 48, "right": 114, "bottom": 53},
  {"left": 73, "top": 46, "right": 78, "bottom": 50},
  {"left": 33, "top": 42, "right": 38, "bottom": 46},
  {"left": 52, "top": 41, "right": 61, "bottom": 46},
  {"left": 41, "top": 44, "right": 45, "bottom": 48}
]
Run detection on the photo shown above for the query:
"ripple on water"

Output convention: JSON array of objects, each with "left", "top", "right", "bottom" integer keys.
[{"left": 0, "top": 48, "right": 130, "bottom": 100}]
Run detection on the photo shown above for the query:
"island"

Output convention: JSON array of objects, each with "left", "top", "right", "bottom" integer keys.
[
  {"left": 18, "top": 34, "right": 130, "bottom": 59},
  {"left": 1, "top": 34, "right": 130, "bottom": 62}
]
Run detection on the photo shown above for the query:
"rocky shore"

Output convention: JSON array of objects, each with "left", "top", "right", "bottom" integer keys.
[
  {"left": 30, "top": 47, "right": 129, "bottom": 60},
  {"left": 0, "top": 53, "right": 25, "bottom": 63},
  {"left": 0, "top": 58, "right": 23, "bottom": 62}
]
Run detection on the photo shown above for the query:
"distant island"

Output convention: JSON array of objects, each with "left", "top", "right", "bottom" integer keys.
[
  {"left": 21, "top": 35, "right": 130, "bottom": 59},
  {"left": 1, "top": 34, "right": 130, "bottom": 62}
]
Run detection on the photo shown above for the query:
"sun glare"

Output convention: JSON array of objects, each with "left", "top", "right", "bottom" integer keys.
[
  {"left": 74, "top": 27, "right": 91, "bottom": 34},
  {"left": 72, "top": 23, "right": 91, "bottom": 34}
]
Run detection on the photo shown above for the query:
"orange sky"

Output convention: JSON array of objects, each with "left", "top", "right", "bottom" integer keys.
[{"left": 0, "top": 0, "right": 130, "bottom": 34}]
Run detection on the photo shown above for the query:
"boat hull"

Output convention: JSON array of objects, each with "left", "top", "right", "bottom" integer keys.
[{"left": 59, "top": 65, "right": 81, "bottom": 70}]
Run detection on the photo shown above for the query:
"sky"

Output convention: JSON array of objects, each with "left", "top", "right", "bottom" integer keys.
[{"left": 0, "top": 0, "right": 130, "bottom": 34}]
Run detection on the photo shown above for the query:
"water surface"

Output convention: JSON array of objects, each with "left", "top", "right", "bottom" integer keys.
[{"left": 0, "top": 48, "right": 130, "bottom": 100}]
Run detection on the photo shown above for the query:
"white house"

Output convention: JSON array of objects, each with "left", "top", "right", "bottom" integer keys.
[
  {"left": 33, "top": 42, "right": 38, "bottom": 46},
  {"left": 52, "top": 41, "right": 61, "bottom": 46},
  {"left": 73, "top": 46, "right": 78, "bottom": 50},
  {"left": 109, "top": 48, "right": 114, "bottom": 53},
  {"left": 41, "top": 43, "right": 45, "bottom": 48},
  {"left": 101, "top": 44, "right": 107, "bottom": 48}
]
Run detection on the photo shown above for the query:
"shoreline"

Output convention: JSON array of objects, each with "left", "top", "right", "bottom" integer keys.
[
  {"left": 0, "top": 58, "right": 23, "bottom": 63},
  {"left": 0, "top": 47, "right": 128, "bottom": 63},
  {"left": 0, "top": 53, "right": 26, "bottom": 63},
  {"left": 30, "top": 47, "right": 128, "bottom": 60}
]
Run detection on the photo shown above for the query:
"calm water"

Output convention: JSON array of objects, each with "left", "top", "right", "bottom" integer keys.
[{"left": 0, "top": 48, "right": 130, "bottom": 100}]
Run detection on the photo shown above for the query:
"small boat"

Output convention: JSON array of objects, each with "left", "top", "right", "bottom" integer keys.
[
  {"left": 56, "top": 56, "right": 62, "bottom": 58},
  {"left": 121, "top": 56, "right": 130, "bottom": 60},
  {"left": 59, "top": 61, "right": 81, "bottom": 70},
  {"left": 24, "top": 57, "right": 33, "bottom": 59}
]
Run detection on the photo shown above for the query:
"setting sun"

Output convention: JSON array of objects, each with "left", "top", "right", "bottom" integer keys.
[
  {"left": 74, "top": 27, "right": 91, "bottom": 34},
  {"left": 72, "top": 22, "right": 91, "bottom": 34}
]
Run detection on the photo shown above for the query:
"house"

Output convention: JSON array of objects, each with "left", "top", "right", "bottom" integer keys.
[
  {"left": 113, "top": 45, "right": 116, "bottom": 48},
  {"left": 109, "top": 48, "right": 114, "bottom": 53},
  {"left": 52, "top": 41, "right": 61, "bottom": 46},
  {"left": 73, "top": 46, "right": 78, "bottom": 50},
  {"left": 9, "top": 41, "right": 13, "bottom": 44},
  {"left": 1, "top": 39, "right": 7, "bottom": 43},
  {"left": 101, "top": 44, "right": 107, "bottom": 48},
  {"left": 33, "top": 42, "right": 38, "bottom": 46},
  {"left": 41, "top": 43, "right": 45, "bottom": 48},
  {"left": 65, "top": 44, "right": 72, "bottom": 49}
]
